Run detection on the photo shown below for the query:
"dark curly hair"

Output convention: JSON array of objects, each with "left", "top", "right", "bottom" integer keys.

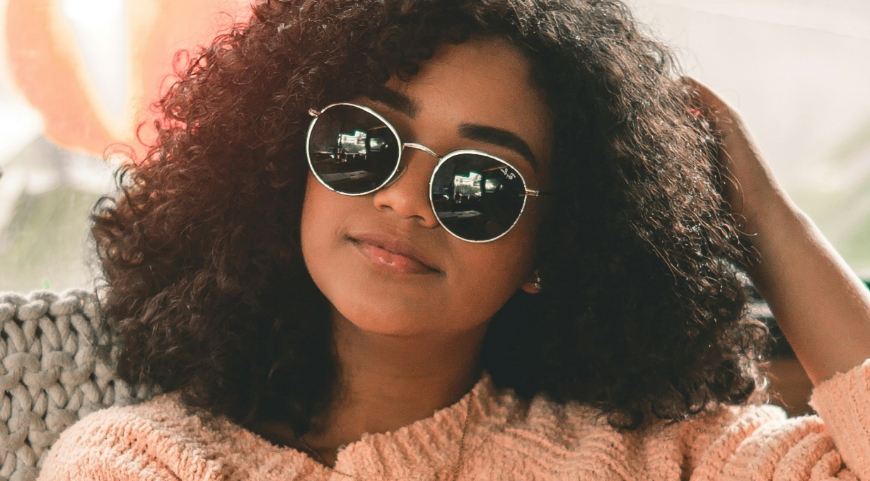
[{"left": 92, "top": 0, "right": 768, "bottom": 432}]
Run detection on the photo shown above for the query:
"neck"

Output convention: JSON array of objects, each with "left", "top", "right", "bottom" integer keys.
[{"left": 303, "top": 308, "right": 486, "bottom": 463}]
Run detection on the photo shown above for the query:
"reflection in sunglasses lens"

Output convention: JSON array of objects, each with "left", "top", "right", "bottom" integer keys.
[
  {"left": 431, "top": 154, "right": 527, "bottom": 241},
  {"left": 308, "top": 105, "right": 400, "bottom": 194}
]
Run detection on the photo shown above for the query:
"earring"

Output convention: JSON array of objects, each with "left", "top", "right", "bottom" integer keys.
[
  {"left": 522, "top": 269, "right": 545, "bottom": 295},
  {"left": 531, "top": 270, "right": 543, "bottom": 292}
]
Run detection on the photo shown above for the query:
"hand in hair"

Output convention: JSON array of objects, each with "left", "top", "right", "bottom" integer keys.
[{"left": 689, "top": 78, "right": 870, "bottom": 386}]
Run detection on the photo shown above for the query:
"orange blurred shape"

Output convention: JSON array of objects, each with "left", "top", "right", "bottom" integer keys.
[{"left": 5, "top": 0, "right": 252, "bottom": 160}]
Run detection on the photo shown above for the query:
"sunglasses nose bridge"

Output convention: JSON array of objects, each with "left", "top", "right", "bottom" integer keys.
[
  {"left": 383, "top": 142, "right": 441, "bottom": 187},
  {"left": 403, "top": 142, "right": 440, "bottom": 160}
]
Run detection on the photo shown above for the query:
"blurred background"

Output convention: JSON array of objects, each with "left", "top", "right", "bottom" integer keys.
[
  {"left": 0, "top": 0, "right": 868, "bottom": 413},
  {"left": 626, "top": 0, "right": 870, "bottom": 273},
  {"left": 0, "top": 0, "right": 246, "bottom": 292}
]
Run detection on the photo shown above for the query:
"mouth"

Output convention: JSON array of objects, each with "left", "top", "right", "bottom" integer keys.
[{"left": 348, "top": 233, "right": 441, "bottom": 275}]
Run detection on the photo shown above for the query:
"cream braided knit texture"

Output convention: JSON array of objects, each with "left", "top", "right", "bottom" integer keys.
[{"left": 0, "top": 290, "right": 152, "bottom": 481}]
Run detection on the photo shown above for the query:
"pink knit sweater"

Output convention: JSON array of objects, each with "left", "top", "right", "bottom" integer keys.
[{"left": 38, "top": 360, "right": 870, "bottom": 480}]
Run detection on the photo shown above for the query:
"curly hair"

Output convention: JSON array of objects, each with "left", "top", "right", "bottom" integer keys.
[{"left": 91, "top": 0, "right": 768, "bottom": 432}]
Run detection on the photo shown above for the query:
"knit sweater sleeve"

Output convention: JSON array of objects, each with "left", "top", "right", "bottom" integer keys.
[
  {"left": 809, "top": 358, "right": 870, "bottom": 479},
  {"left": 37, "top": 398, "right": 224, "bottom": 481},
  {"left": 680, "top": 359, "right": 870, "bottom": 481}
]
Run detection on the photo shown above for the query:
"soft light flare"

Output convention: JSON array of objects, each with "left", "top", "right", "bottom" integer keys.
[{"left": 60, "top": 0, "right": 124, "bottom": 27}]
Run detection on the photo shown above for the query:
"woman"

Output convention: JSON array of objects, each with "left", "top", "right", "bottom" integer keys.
[{"left": 39, "top": 0, "right": 870, "bottom": 479}]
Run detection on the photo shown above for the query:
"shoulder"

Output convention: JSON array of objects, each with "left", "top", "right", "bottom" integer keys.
[
  {"left": 677, "top": 402, "right": 836, "bottom": 479},
  {"left": 684, "top": 359, "right": 870, "bottom": 479},
  {"left": 38, "top": 394, "right": 225, "bottom": 481},
  {"left": 468, "top": 384, "right": 680, "bottom": 478},
  {"left": 472, "top": 381, "right": 845, "bottom": 480}
]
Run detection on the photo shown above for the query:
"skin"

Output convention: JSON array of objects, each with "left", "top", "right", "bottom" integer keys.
[{"left": 292, "top": 37, "right": 553, "bottom": 466}]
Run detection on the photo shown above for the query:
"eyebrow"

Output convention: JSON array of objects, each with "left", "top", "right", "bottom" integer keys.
[
  {"left": 366, "top": 84, "right": 420, "bottom": 118},
  {"left": 458, "top": 124, "right": 537, "bottom": 170},
  {"left": 366, "top": 85, "right": 538, "bottom": 169}
]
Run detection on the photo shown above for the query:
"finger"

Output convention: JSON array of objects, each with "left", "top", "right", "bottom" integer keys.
[{"left": 680, "top": 77, "right": 739, "bottom": 135}]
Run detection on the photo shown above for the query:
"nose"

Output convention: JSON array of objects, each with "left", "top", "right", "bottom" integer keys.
[{"left": 372, "top": 147, "right": 440, "bottom": 229}]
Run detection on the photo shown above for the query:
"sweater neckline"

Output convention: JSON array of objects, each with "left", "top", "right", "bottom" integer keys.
[{"left": 236, "top": 373, "right": 500, "bottom": 478}]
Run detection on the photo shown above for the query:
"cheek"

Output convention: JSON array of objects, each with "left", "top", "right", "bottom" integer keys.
[
  {"left": 445, "top": 210, "right": 540, "bottom": 322},
  {"left": 300, "top": 177, "right": 325, "bottom": 255},
  {"left": 300, "top": 177, "right": 409, "bottom": 331},
  {"left": 300, "top": 176, "right": 345, "bottom": 292},
  {"left": 450, "top": 248, "right": 532, "bottom": 319}
]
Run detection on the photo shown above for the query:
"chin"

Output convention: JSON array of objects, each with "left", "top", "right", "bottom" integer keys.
[
  {"left": 341, "top": 308, "right": 427, "bottom": 336},
  {"left": 332, "top": 303, "right": 467, "bottom": 338}
]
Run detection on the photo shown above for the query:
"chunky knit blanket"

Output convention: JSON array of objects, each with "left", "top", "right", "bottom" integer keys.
[{"left": 0, "top": 291, "right": 151, "bottom": 481}]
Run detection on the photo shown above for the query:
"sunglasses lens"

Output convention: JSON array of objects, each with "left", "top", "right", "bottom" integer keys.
[
  {"left": 308, "top": 105, "right": 401, "bottom": 194},
  {"left": 431, "top": 154, "right": 528, "bottom": 242}
]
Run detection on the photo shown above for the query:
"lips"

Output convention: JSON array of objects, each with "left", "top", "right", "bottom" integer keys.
[{"left": 349, "top": 233, "right": 441, "bottom": 275}]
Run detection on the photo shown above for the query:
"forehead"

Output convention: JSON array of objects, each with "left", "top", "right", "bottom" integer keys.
[{"left": 384, "top": 37, "right": 553, "bottom": 172}]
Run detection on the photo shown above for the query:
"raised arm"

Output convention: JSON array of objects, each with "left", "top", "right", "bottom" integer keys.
[{"left": 689, "top": 79, "right": 870, "bottom": 386}]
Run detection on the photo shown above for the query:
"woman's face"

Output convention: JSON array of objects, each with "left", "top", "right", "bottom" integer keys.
[{"left": 301, "top": 37, "right": 553, "bottom": 337}]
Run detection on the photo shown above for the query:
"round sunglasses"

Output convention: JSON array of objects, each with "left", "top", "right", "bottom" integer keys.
[{"left": 305, "top": 102, "right": 551, "bottom": 242}]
